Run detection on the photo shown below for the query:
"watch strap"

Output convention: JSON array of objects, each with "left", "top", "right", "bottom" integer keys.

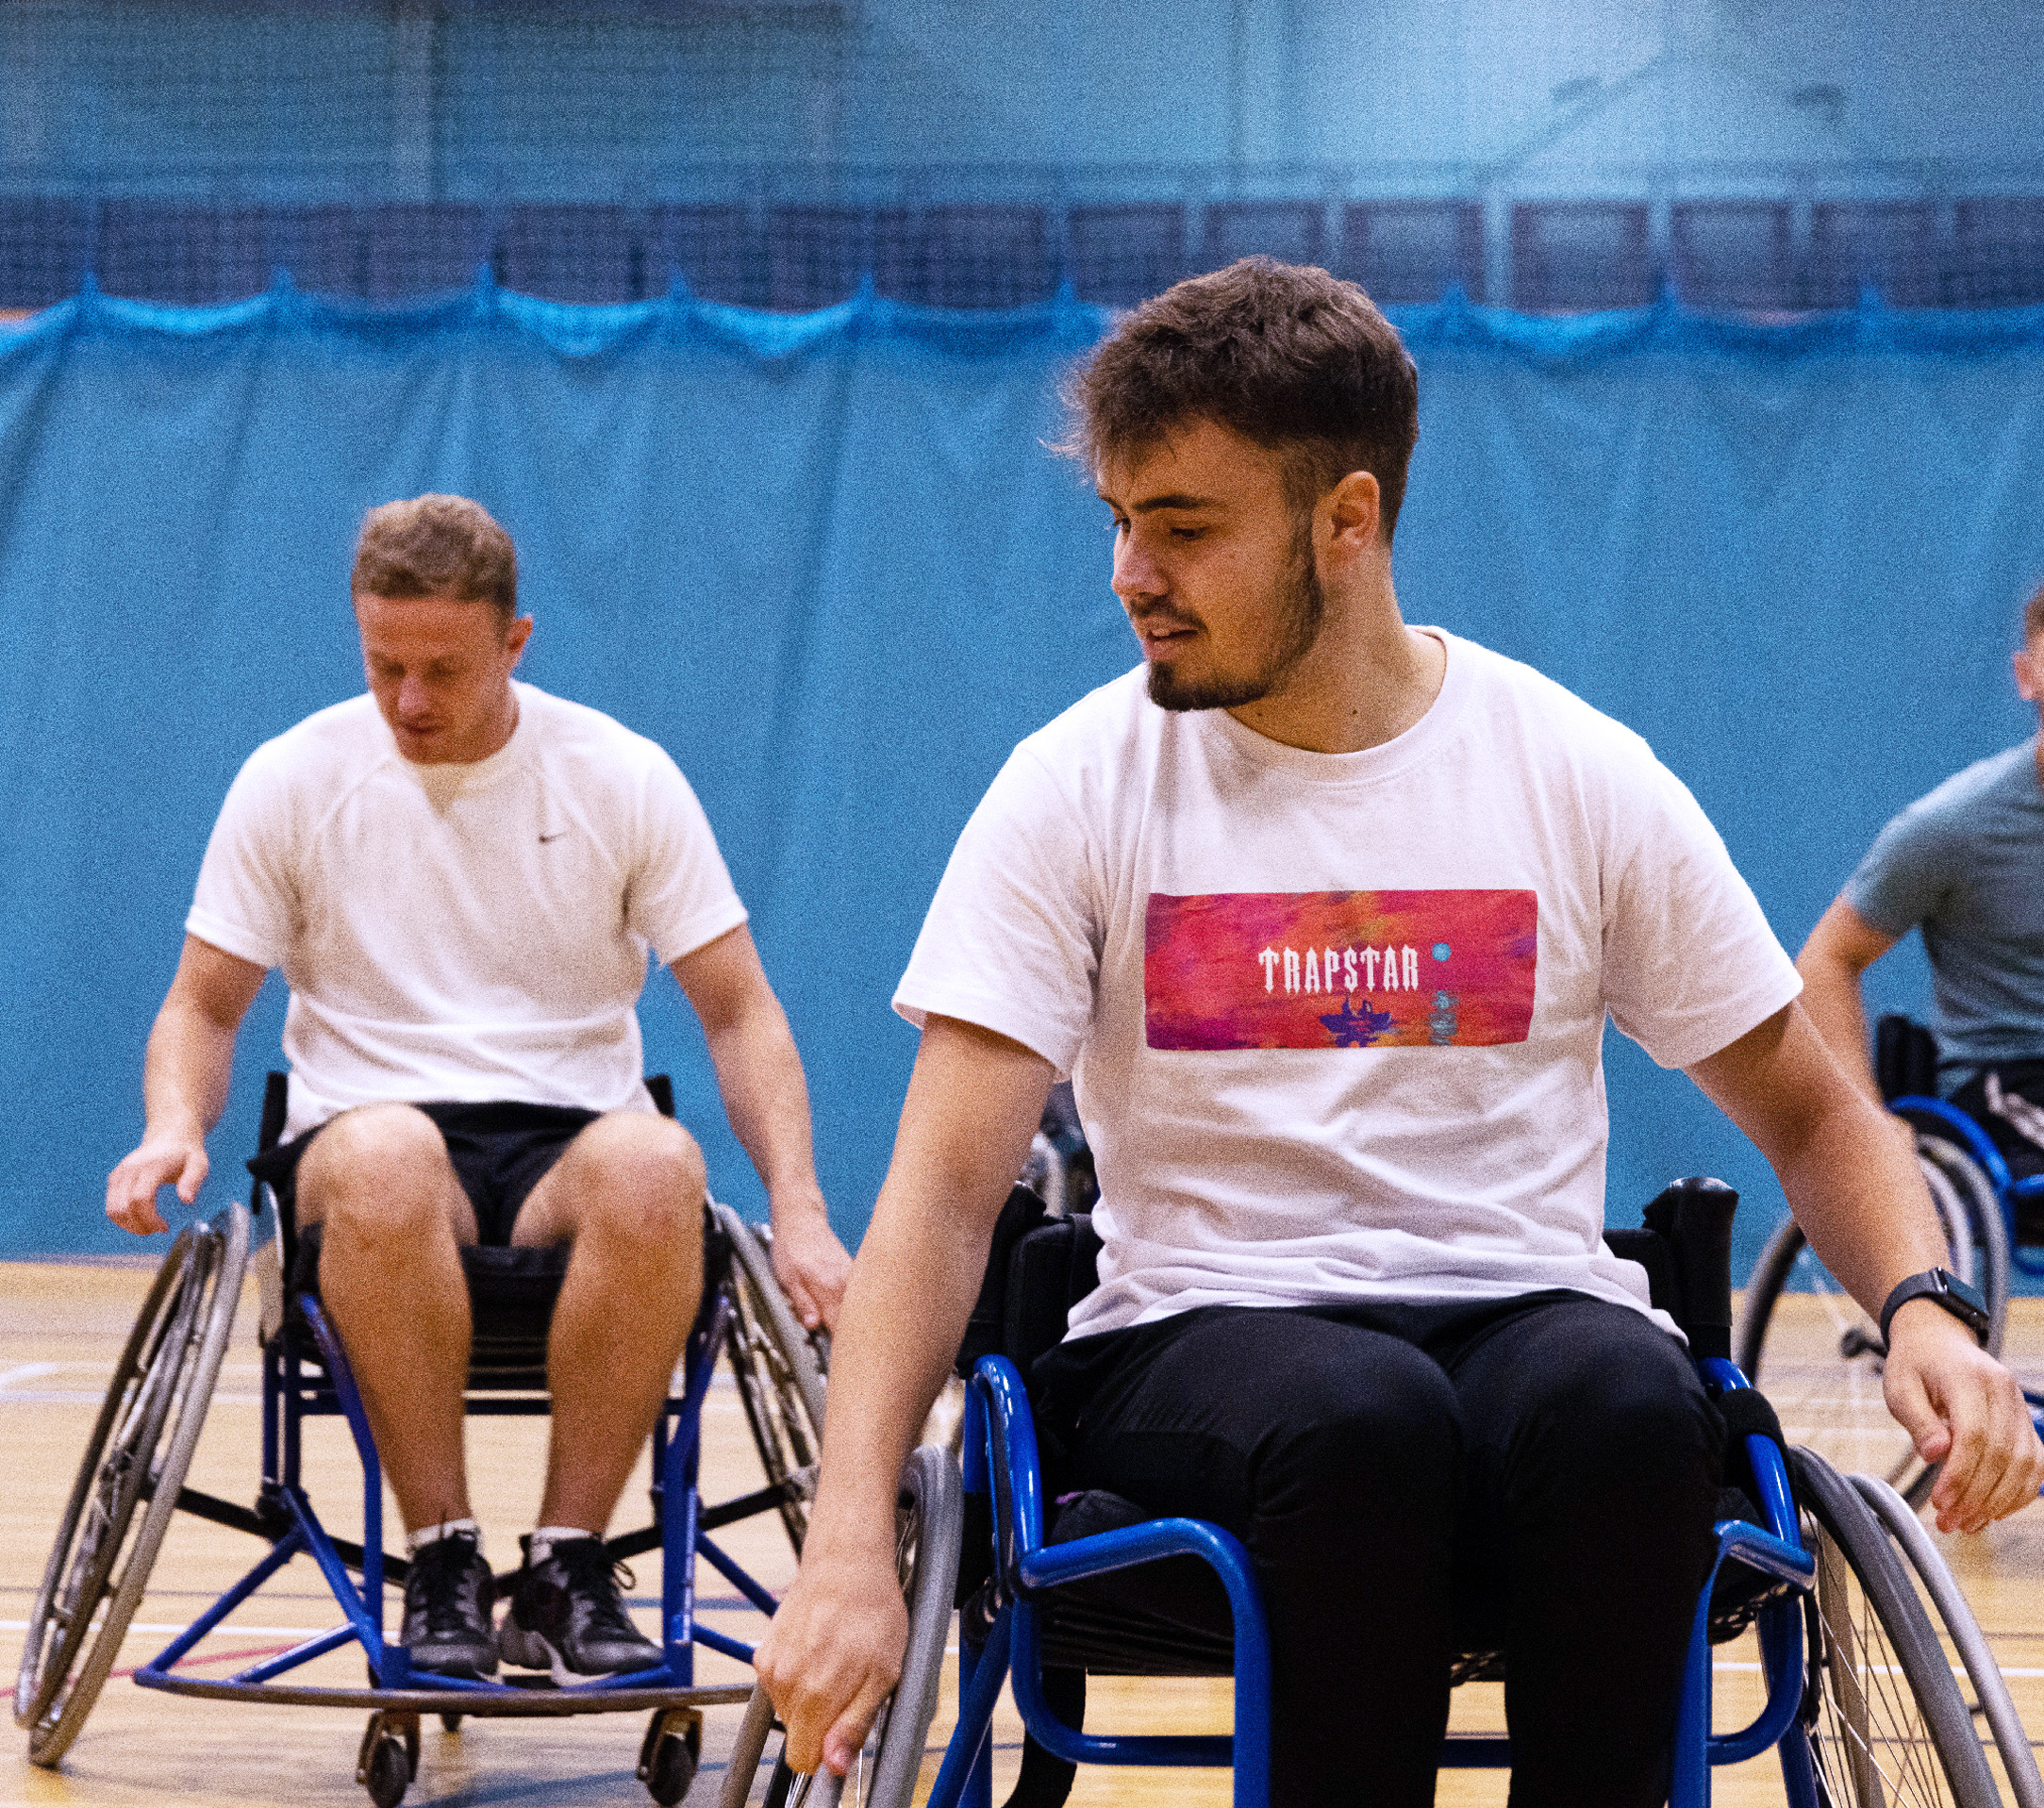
[{"left": 1879, "top": 1268, "right": 1990, "bottom": 1348}]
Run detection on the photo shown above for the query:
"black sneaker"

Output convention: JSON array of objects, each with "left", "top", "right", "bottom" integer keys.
[
  {"left": 499, "top": 1535, "right": 663, "bottom": 1684},
  {"left": 398, "top": 1531, "right": 498, "bottom": 1679}
]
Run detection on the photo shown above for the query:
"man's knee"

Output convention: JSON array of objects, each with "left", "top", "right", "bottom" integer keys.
[
  {"left": 558, "top": 1113, "right": 706, "bottom": 1254},
  {"left": 1493, "top": 1310, "right": 1722, "bottom": 1513},
  {"left": 300, "top": 1103, "right": 458, "bottom": 1238}
]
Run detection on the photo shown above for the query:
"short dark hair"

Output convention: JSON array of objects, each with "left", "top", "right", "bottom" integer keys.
[
  {"left": 1062, "top": 257, "right": 1421, "bottom": 539},
  {"left": 352, "top": 494, "right": 517, "bottom": 622},
  {"left": 2024, "top": 580, "right": 2044, "bottom": 643}
]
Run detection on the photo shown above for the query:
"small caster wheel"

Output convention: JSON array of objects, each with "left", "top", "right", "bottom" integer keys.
[
  {"left": 439, "top": 1712, "right": 464, "bottom": 1733},
  {"left": 636, "top": 1706, "right": 702, "bottom": 1806},
  {"left": 356, "top": 1710, "right": 419, "bottom": 1808},
  {"left": 360, "top": 1737, "right": 409, "bottom": 1808}
]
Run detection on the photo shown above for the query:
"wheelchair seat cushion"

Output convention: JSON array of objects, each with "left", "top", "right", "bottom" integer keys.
[
  {"left": 287, "top": 1220, "right": 570, "bottom": 1376},
  {"left": 1032, "top": 1489, "right": 1237, "bottom": 1676}
]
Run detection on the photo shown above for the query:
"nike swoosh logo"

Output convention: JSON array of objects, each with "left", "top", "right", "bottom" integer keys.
[{"left": 539, "top": 832, "right": 568, "bottom": 843}]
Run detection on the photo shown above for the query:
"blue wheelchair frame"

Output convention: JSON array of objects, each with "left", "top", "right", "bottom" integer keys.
[
  {"left": 930, "top": 1319, "right": 1820, "bottom": 1807},
  {"left": 126, "top": 1076, "right": 789, "bottom": 1730},
  {"left": 129, "top": 1253, "right": 764, "bottom": 1717},
  {"left": 1892, "top": 1091, "right": 2044, "bottom": 1280}
]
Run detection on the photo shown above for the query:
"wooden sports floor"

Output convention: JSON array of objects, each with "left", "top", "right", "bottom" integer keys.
[{"left": 8, "top": 1259, "right": 2044, "bottom": 1806}]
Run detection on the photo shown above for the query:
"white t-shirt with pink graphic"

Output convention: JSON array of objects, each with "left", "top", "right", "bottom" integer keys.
[{"left": 895, "top": 630, "right": 1800, "bottom": 1340}]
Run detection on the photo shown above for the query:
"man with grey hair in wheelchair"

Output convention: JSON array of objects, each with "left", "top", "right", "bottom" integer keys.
[
  {"left": 757, "top": 260, "right": 2044, "bottom": 1806},
  {"left": 105, "top": 493, "right": 852, "bottom": 1685}
]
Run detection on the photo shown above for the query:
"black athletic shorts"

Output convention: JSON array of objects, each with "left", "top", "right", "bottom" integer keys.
[{"left": 247, "top": 1099, "right": 601, "bottom": 1248}]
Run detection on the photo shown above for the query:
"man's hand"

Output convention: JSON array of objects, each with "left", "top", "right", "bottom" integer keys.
[
  {"left": 106, "top": 1121, "right": 209, "bottom": 1236},
  {"left": 770, "top": 1194, "right": 853, "bottom": 1332},
  {"left": 754, "top": 1545, "right": 908, "bottom": 1776},
  {"left": 108, "top": 936, "right": 265, "bottom": 1236},
  {"left": 1884, "top": 1299, "right": 2044, "bottom": 1533}
]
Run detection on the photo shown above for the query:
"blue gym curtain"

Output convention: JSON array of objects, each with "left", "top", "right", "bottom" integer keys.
[{"left": 5, "top": 278, "right": 2044, "bottom": 1272}]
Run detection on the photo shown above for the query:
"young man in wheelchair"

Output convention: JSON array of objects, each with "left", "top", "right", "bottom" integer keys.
[
  {"left": 105, "top": 494, "right": 852, "bottom": 1685},
  {"left": 757, "top": 261, "right": 2044, "bottom": 1805},
  {"left": 1800, "top": 579, "right": 2044, "bottom": 1197}
]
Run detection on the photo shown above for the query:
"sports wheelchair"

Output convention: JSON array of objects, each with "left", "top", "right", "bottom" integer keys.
[
  {"left": 12, "top": 1071, "right": 901, "bottom": 1808},
  {"left": 728, "top": 1173, "right": 2042, "bottom": 1807},
  {"left": 1737, "top": 1014, "right": 2044, "bottom": 1504}
]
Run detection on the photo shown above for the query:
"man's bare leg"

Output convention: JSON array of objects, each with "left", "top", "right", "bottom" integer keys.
[
  {"left": 513, "top": 1111, "right": 706, "bottom": 1534},
  {"left": 298, "top": 1103, "right": 479, "bottom": 1532}
]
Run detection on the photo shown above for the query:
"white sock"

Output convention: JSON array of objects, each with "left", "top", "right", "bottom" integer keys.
[
  {"left": 528, "top": 1525, "right": 597, "bottom": 1565},
  {"left": 406, "top": 1518, "right": 480, "bottom": 1555}
]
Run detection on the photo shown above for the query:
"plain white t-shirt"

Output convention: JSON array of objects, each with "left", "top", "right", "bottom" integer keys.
[
  {"left": 895, "top": 631, "right": 1801, "bottom": 1339},
  {"left": 189, "top": 681, "right": 748, "bottom": 1140}
]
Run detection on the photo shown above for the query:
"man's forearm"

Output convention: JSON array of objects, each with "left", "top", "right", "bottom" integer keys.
[
  {"left": 703, "top": 1006, "right": 826, "bottom": 1217},
  {"left": 800, "top": 1181, "right": 990, "bottom": 1559},
  {"left": 1771, "top": 1081, "right": 1949, "bottom": 1319},
  {"left": 1688, "top": 1002, "right": 1943, "bottom": 1320},
  {"left": 1795, "top": 946, "right": 1881, "bottom": 1104},
  {"left": 141, "top": 998, "right": 240, "bottom": 1141},
  {"left": 799, "top": 1015, "right": 1054, "bottom": 1559}
]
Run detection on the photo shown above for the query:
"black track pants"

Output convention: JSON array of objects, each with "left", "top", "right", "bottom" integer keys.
[{"left": 1033, "top": 1290, "right": 1723, "bottom": 1808}]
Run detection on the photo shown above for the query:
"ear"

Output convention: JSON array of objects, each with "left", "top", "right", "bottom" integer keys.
[
  {"left": 2015, "top": 642, "right": 2040, "bottom": 704},
  {"left": 1321, "top": 469, "right": 1383, "bottom": 554},
  {"left": 505, "top": 614, "right": 534, "bottom": 664}
]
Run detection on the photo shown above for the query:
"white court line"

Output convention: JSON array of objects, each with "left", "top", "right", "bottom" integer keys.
[{"left": 0, "top": 1362, "right": 59, "bottom": 1390}]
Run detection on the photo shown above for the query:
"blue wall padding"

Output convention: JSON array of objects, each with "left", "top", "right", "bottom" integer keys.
[{"left": 5, "top": 279, "right": 2044, "bottom": 1283}]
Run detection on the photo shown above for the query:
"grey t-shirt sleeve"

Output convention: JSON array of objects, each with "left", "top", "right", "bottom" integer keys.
[{"left": 1844, "top": 799, "right": 1959, "bottom": 939}]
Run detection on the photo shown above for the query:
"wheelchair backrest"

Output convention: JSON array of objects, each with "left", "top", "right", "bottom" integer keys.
[
  {"left": 1876, "top": 1013, "right": 1939, "bottom": 1103},
  {"left": 956, "top": 1175, "right": 1742, "bottom": 1382}
]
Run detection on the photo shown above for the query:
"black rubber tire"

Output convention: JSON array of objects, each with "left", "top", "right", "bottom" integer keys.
[
  {"left": 713, "top": 1202, "right": 826, "bottom": 1554},
  {"left": 645, "top": 1726, "right": 700, "bottom": 1806},
  {"left": 1791, "top": 1447, "right": 2001, "bottom": 1807},
  {"left": 14, "top": 1204, "right": 250, "bottom": 1766},
  {"left": 1735, "top": 1140, "right": 2007, "bottom": 1508},
  {"left": 363, "top": 1735, "right": 410, "bottom": 1808}
]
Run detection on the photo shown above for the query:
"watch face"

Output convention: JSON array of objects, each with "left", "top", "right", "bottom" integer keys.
[{"left": 1941, "top": 1269, "right": 1989, "bottom": 1324}]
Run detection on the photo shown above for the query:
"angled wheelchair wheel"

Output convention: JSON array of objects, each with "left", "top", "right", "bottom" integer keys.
[
  {"left": 714, "top": 1202, "right": 827, "bottom": 1555},
  {"left": 1736, "top": 1140, "right": 2006, "bottom": 1507},
  {"left": 720, "top": 1445, "right": 962, "bottom": 1808},
  {"left": 1791, "top": 1448, "right": 2000, "bottom": 1807},
  {"left": 1850, "top": 1471, "right": 2044, "bottom": 1808},
  {"left": 15, "top": 1203, "right": 250, "bottom": 1767}
]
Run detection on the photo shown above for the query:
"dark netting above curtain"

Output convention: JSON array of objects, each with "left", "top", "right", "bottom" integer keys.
[{"left": 5, "top": 192, "right": 2044, "bottom": 314}]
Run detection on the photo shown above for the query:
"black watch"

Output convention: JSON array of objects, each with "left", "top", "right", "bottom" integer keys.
[{"left": 1879, "top": 1268, "right": 1991, "bottom": 1349}]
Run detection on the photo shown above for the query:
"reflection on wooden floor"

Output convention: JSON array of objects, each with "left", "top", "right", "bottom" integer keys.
[{"left": 7, "top": 1260, "right": 2044, "bottom": 1806}]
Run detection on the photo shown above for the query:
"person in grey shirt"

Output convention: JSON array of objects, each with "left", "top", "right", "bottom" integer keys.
[{"left": 1799, "top": 581, "right": 2044, "bottom": 1182}]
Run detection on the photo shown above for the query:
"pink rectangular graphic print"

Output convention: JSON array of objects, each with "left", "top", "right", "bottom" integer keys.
[{"left": 1144, "top": 889, "right": 1537, "bottom": 1051}]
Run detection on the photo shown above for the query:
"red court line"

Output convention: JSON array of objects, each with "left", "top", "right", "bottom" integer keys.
[{"left": 113, "top": 1640, "right": 299, "bottom": 1680}]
